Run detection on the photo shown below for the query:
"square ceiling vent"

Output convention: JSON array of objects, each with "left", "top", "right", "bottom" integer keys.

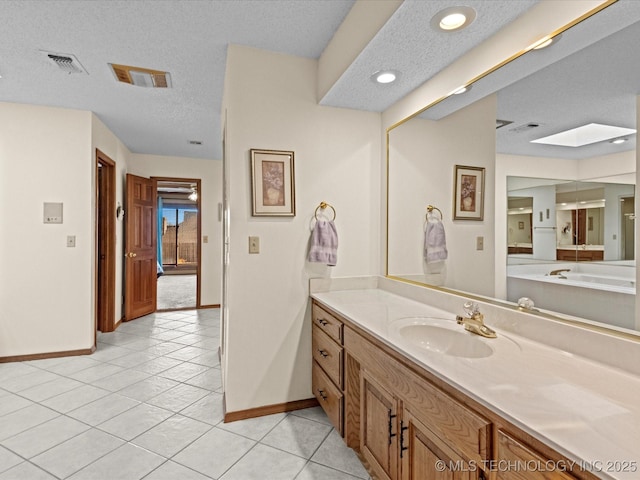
[
  {"left": 42, "top": 51, "right": 88, "bottom": 74},
  {"left": 109, "top": 63, "right": 172, "bottom": 88}
]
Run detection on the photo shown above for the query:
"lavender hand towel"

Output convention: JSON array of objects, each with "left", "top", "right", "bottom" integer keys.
[
  {"left": 308, "top": 220, "right": 338, "bottom": 266},
  {"left": 424, "top": 219, "right": 448, "bottom": 263}
]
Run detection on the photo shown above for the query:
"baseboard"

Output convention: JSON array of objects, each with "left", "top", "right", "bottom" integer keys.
[
  {"left": 0, "top": 346, "right": 96, "bottom": 364},
  {"left": 224, "top": 397, "right": 319, "bottom": 423},
  {"left": 198, "top": 304, "right": 220, "bottom": 309}
]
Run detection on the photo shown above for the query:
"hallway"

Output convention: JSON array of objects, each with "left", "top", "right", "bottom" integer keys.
[
  {"left": 156, "top": 274, "right": 197, "bottom": 310},
  {"left": 0, "top": 309, "right": 369, "bottom": 480}
]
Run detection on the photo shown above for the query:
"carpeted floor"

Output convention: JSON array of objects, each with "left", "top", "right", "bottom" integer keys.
[{"left": 157, "top": 274, "right": 196, "bottom": 310}]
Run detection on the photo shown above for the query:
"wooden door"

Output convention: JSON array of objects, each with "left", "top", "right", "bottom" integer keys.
[
  {"left": 96, "top": 151, "right": 116, "bottom": 332},
  {"left": 361, "top": 371, "right": 399, "bottom": 480},
  {"left": 124, "top": 174, "right": 156, "bottom": 320},
  {"left": 401, "top": 407, "right": 476, "bottom": 480}
]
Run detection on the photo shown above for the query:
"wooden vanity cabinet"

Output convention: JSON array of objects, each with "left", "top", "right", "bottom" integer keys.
[
  {"left": 310, "top": 299, "right": 595, "bottom": 480},
  {"left": 556, "top": 248, "right": 604, "bottom": 261},
  {"left": 347, "top": 323, "right": 489, "bottom": 480},
  {"left": 311, "top": 303, "right": 344, "bottom": 435}
]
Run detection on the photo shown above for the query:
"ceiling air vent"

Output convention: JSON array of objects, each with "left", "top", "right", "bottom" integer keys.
[
  {"left": 509, "top": 122, "right": 542, "bottom": 134},
  {"left": 109, "top": 63, "right": 172, "bottom": 88},
  {"left": 42, "top": 51, "right": 87, "bottom": 74}
]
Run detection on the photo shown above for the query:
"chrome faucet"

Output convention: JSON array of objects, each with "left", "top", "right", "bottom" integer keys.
[
  {"left": 548, "top": 268, "right": 570, "bottom": 277},
  {"left": 456, "top": 302, "right": 497, "bottom": 338}
]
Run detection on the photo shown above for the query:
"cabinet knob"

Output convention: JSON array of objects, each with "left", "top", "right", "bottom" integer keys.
[
  {"left": 318, "top": 349, "right": 329, "bottom": 358},
  {"left": 317, "top": 318, "right": 328, "bottom": 326},
  {"left": 317, "top": 389, "right": 328, "bottom": 401}
]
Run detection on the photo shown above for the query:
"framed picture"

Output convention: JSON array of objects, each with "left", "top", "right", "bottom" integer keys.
[
  {"left": 250, "top": 149, "right": 296, "bottom": 216},
  {"left": 453, "top": 165, "right": 485, "bottom": 220}
]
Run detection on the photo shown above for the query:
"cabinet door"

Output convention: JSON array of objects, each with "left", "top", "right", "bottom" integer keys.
[
  {"left": 401, "top": 407, "right": 477, "bottom": 480},
  {"left": 361, "top": 371, "right": 399, "bottom": 480},
  {"left": 496, "top": 430, "right": 577, "bottom": 480}
]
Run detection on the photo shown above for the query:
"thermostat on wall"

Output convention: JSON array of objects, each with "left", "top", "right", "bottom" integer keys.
[{"left": 43, "top": 202, "right": 63, "bottom": 224}]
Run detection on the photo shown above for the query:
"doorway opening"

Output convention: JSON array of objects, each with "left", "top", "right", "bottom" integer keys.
[
  {"left": 621, "top": 196, "right": 635, "bottom": 261},
  {"left": 95, "top": 150, "right": 116, "bottom": 333},
  {"left": 156, "top": 178, "right": 201, "bottom": 310}
]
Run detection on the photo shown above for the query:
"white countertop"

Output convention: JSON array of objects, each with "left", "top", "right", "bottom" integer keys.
[{"left": 311, "top": 287, "right": 640, "bottom": 480}]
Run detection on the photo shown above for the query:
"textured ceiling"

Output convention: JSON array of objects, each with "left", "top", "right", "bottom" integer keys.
[
  {"left": 420, "top": 0, "right": 640, "bottom": 161},
  {"left": 0, "top": 0, "right": 547, "bottom": 161},
  {"left": 0, "top": 0, "right": 354, "bottom": 160},
  {"left": 320, "top": 0, "right": 538, "bottom": 112}
]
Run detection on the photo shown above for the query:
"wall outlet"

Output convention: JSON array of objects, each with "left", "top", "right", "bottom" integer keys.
[
  {"left": 67, "top": 235, "right": 76, "bottom": 247},
  {"left": 476, "top": 236, "right": 484, "bottom": 251},
  {"left": 203, "top": 235, "right": 209, "bottom": 244},
  {"left": 249, "top": 236, "right": 260, "bottom": 254}
]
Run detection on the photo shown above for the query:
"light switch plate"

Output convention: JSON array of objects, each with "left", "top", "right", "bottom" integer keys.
[
  {"left": 476, "top": 236, "right": 484, "bottom": 251},
  {"left": 249, "top": 236, "right": 260, "bottom": 254},
  {"left": 67, "top": 235, "right": 76, "bottom": 247},
  {"left": 203, "top": 235, "right": 209, "bottom": 244}
]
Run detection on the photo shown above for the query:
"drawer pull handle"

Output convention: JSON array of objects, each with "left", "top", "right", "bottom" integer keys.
[
  {"left": 317, "top": 389, "right": 328, "bottom": 401},
  {"left": 317, "top": 318, "right": 329, "bottom": 326},
  {"left": 400, "top": 421, "right": 409, "bottom": 458},
  {"left": 318, "top": 349, "right": 329, "bottom": 358},
  {"left": 388, "top": 410, "right": 397, "bottom": 444}
]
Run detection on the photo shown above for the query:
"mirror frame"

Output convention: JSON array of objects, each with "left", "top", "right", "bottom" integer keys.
[{"left": 384, "top": 0, "right": 640, "bottom": 341}]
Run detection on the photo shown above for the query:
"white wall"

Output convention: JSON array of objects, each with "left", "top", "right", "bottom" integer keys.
[
  {"left": 0, "top": 103, "right": 95, "bottom": 356},
  {"left": 388, "top": 95, "right": 496, "bottom": 297},
  {"left": 579, "top": 150, "right": 636, "bottom": 181},
  {"left": 128, "top": 154, "right": 223, "bottom": 306},
  {"left": 222, "top": 45, "right": 380, "bottom": 413}
]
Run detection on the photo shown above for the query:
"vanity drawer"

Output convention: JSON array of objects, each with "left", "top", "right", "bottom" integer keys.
[
  {"left": 312, "top": 303, "right": 343, "bottom": 344},
  {"left": 312, "top": 360, "right": 343, "bottom": 435},
  {"left": 312, "top": 325, "right": 343, "bottom": 388},
  {"left": 496, "top": 430, "right": 578, "bottom": 480}
]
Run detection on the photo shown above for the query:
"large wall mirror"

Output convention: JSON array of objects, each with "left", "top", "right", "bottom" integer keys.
[{"left": 387, "top": 1, "right": 640, "bottom": 334}]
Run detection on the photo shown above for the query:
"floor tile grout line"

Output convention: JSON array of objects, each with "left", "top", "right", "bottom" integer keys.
[
  {"left": 1, "top": 356, "right": 219, "bottom": 416},
  {"left": 2, "top": 309, "right": 228, "bottom": 479},
  {"left": 139, "top": 456, "right": 215, "bottom": 480}
]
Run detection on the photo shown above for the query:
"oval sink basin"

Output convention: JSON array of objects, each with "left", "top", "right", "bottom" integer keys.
[{"left": 392, "top": 318, "right": 494, "bottom": 358}]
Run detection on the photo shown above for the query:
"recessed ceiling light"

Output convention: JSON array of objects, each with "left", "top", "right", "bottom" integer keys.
[
  {"left": 452, "top": 84, "right": 472, "bottom": 95},
  {"left": 431, "top": 7, "right": 476, "bottom": 32},
  {"left": 372, "top": 70, "right": 398, "bottom": 84},
  {"left": 531, "top": 123, "right": 637, "bottom": 147},
  {"left": 532, "top": 34, "right": 562, "bottom": 50}
]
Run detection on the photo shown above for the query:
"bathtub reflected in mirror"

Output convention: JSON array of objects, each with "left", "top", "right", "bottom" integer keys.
[{"left": 506, "top": 176, "right": 635, "bottom": 329}]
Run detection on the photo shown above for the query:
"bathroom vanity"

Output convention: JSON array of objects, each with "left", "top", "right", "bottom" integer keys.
[{"left": 310, "top": 278, "right": 640, "bottom": 480}]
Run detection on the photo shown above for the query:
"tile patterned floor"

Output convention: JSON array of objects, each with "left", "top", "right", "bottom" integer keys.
[{"left": 0, "top": 309, "right": 370, "bottom": 480}]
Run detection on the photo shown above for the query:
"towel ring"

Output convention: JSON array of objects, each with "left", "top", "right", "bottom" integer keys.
[
  {"left": 315, "top": 201, "right": 336, "bottom": 221},
  {"left": 426, "top": 205, "right": 443, "bottom": 220}
]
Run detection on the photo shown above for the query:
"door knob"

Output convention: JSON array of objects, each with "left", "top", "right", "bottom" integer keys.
[{"left": 125, "top": 252, "right": 137, "bottom": 258}]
